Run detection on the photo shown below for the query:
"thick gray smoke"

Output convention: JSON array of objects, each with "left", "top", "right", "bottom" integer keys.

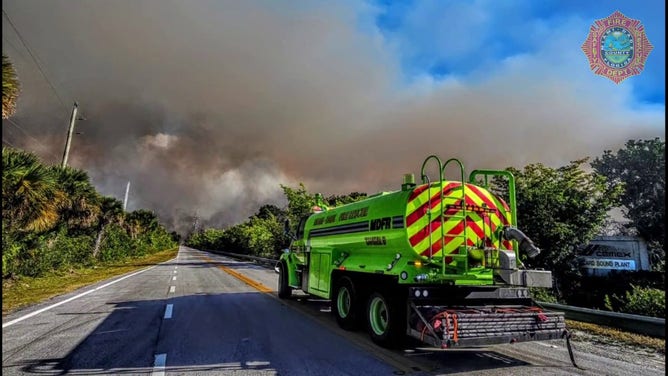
[{"left": 2, "top": 1, "right": 664, "bottom": 234}]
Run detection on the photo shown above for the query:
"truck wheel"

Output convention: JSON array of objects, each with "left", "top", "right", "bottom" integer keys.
[
  {"left": 278, "top": 261, "right": 292, "bottom": 299},
  {"left": 366, "top": 291, "right": 405, "bottom": 348},
  {"left": 333, "top": 276, "right": 361, "bottom": 330}
]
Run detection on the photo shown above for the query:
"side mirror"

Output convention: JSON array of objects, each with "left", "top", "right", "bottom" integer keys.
[{"left": 284, "top": 219, "right": 296, "bottom": 240}]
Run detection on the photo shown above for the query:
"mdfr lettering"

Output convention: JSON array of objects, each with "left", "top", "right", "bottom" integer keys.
[{"left": 369, "top": 217, "right": 392, "bottom": 231}]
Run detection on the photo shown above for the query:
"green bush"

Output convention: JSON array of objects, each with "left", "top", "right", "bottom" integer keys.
[
  {"left": 2, "top": 231, "right": 23, "bottom": 277},
  {"left": 98, "top": 223, "right": 132, "bottom": 262},
  {"left": 565, "top": 271, "right": 664, "bottom": 309},
  {"left": 42, "top": 231, "right": 95, "bottom": 270},
  {"left": 529, "top": 287, "right": 559, "bottom": 303},
  {"left": 604, "top": 284, "right": 665, "bottom": 318}
]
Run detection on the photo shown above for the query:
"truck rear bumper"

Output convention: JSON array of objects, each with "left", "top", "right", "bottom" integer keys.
[{"left": 407, "top": 303, "right": 566, "bottom": 349}]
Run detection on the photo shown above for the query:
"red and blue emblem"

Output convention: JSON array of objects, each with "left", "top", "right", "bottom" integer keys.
[{"left": 581, "top": 11, "right": 653, "bottom": 84}]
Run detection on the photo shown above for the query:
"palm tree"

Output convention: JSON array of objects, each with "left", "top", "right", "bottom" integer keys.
[
  {"left": 92, "top": 196, "right": 125, "bottom": 258},
  {"left": 50, "top": 166, "right": 102, "bottom": 234},
  {"left": 2, "top": 54, "right": 21, "bottom": 119},
  {"left": 125, "top": 209, "right": 159, "bottom": 239},
  {"left": 2, "top": 147, "right": 63, "bottom": 232}
]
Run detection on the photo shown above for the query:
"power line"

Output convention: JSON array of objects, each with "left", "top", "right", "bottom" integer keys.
[
  {"left": 2, "top": 9, "right": 70, "bottom": 117},
  {"left": 2, "top": 36, "right": 28, "bottom": 60},
  {"left": 2, "top": 138, "right": 17, "bottom": 148},
  {"left": 4, "top": 118, "right": 61, "bottom": 160}
]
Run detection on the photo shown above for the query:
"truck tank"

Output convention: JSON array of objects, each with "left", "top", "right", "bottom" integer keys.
[{"left": 305, "top": 179, "right": 515, "bottom": 286}]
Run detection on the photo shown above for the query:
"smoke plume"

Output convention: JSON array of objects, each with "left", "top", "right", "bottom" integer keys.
[{"left": 2, "top": 1, "right": 664, "bottom": 234}]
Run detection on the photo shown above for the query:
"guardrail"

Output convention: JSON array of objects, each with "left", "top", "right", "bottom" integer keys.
[
  {"left": 202, "top": 249, "right": 665, "bottom": 339},
  {"left": 536, "top": 301, "right": 664, "bottom": 339},
  {"left": 204, "top": 249, "right": 278, "bottom": 269}
]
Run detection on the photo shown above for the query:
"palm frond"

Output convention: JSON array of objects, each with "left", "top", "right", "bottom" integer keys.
[{"left": 2, "top": 55, "right": 21, "bottom": 119}]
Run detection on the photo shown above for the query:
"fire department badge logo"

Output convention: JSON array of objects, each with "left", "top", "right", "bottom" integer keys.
[{"left": 581, "top": 11, "right": 653, "bottom": 84}]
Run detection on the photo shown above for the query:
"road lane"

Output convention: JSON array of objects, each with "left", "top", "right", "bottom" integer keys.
[
  {"left": 155, "top": 247, "right": 403, "bottom": 375},
  {"left": 2, "top": 255, "right": 178, "bottom": 375},
  {"left": 1, "top": 247, "right": 407, "bottom": 375}
]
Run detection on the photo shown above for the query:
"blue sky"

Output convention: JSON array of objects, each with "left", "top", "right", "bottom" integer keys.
[{"left": 368, "top": 0, "right": 665, "bottom": 105}]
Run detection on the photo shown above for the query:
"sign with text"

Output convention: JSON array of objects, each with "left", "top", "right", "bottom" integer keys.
[{"left": 582, "top": 258, "right": 636, "bottom": 270}]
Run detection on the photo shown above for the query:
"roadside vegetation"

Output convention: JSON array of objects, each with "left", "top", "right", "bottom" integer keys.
[
  {"left": 1, "top": 147, "right": 179, "bottom": 314},
  {"left": 2, "top": 147, "right": 179, "bottom": 280},
  {"left": 186, "top": 139, "right": 665, "bottom": 319},
  {"left": 186, "top": 184, "right": 366, "bottom": 259},
  {"left": 2, "top": 247, "right": 178, "bottom": 314},
  {"left": 567, "top": 320, "right": 665, "bottom": 354}
]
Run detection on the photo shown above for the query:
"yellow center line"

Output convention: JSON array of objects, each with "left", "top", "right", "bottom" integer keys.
[
  {"left": 196, "top": 254, "right": 419, "bottom": 374},
  {"left": 199, "top": 256, "right": 273, "bottom": 293}
]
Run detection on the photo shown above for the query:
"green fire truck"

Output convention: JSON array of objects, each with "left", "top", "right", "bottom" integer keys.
[{"left": 277, "top": 155, "right": 570, "bottom": 351}]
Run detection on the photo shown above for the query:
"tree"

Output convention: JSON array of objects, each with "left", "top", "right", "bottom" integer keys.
[
  {"left": 2, "top": 54, "right": 21, "bottom": 119},
  {"left": 244, "top": 217, "right": 277, "bottom": 258},
  {"left": 125, "top": 209, "right": 160, "bottom": 239},
  {"left": 281, "top": 183, "right": 315, "bottom": 233},
  {"left": 325, "top": 192, "right": 368, "bottom": 207},
  {"left": 93, "top": 196, "right": 125, "bottom": 258},
  {"left": 255, "top": 204, "right": 286, "bottom": 221},
  {"left": 2, "top": 147, "right": 63, "bottom": 232},
  {"left": 491, "top": 159, "right": 624, "bottom": 298},
  {"left": 50, "top": 166, "right": 101, "bottom": 234},
  {"left": 591, "top": 138, "right": 665, "bottom": 270}
]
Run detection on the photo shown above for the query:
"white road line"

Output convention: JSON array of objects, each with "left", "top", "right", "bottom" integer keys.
[
  {"left": 173, "top": 270, "right": 177, "bottom": 274},
  {"left": 169, "top": 286, "right": 176, "bottom": 293},
  {"left": 535, "top": 341, "right": 558, "bottom": 348},
  {"left": 164, "top": 304, "right": 173, "bottom": 319},
  {"left": 152, "top": 353, "right": 167, "bottom": 376},
  {"left": 3, "top": 264, "right": 160, "bottom": 329},
  {"left": 172, "top": 276, "right": 177, "bottom": 281}
]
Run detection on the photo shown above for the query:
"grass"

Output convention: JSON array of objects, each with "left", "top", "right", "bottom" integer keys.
[
  {"left": 2, "top": 247, "right": 179, "bottom": 316},
  {"left": 566, "top": 319, "right": 665, "bottom": 353}
]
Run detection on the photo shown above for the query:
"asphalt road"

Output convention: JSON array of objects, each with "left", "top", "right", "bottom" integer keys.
[{"left": 2, "top": 246, "right": 664, "bottom": 375}]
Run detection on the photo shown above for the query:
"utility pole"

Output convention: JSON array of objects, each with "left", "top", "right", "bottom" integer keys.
[
  {"left": 192, "top": 211, "right": 201, "bottom": 233},
  {"left": 123, "top": 181, "right": 131, "bottom": 211},
  {"left": 61, "top": 102, "right": 78, "bottom": 168}
]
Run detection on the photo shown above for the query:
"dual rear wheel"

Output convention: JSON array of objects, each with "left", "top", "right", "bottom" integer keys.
[
  {"left": 332, "top": 276, "right": 405, "bottom": 347},
  {"left": 333, "top": 277, "right": 361, "bottom": 330}
]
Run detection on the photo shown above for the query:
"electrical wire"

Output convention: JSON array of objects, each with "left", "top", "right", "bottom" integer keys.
[
  {"left": 2, "top": 9, "right": 71, "bottom": 117},
  {"left": 4, "top": 118, "right": 61, "bottom": 160},
  {"left": 2, "top": 36, "right": 28, "bottom": 60},
  {"left": 2, "top": 138, "right": 18, "bottom": 148}
]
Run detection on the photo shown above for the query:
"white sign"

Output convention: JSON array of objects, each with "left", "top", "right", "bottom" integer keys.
[{"left": 582, "top": 258, "right": 636, "bottom": 270}]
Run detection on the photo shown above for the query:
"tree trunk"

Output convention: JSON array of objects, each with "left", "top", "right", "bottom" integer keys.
[{"left": 92, "top": 224, "right": 105, "bottom": 258}]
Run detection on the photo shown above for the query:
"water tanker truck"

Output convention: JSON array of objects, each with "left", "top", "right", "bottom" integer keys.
[{"left": 277, "top": 155, "right": 572, "bottom": 353}]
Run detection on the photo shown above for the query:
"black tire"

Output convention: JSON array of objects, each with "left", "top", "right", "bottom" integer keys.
[
  {"left": 278, "top": 261, "right": 292, "bottom": 299},
  {"left": 332, "top": 276, "right": 362, "bottom": 330},
  {"left": 365, "top": 291, "right": 406, "bottom": 348}
]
